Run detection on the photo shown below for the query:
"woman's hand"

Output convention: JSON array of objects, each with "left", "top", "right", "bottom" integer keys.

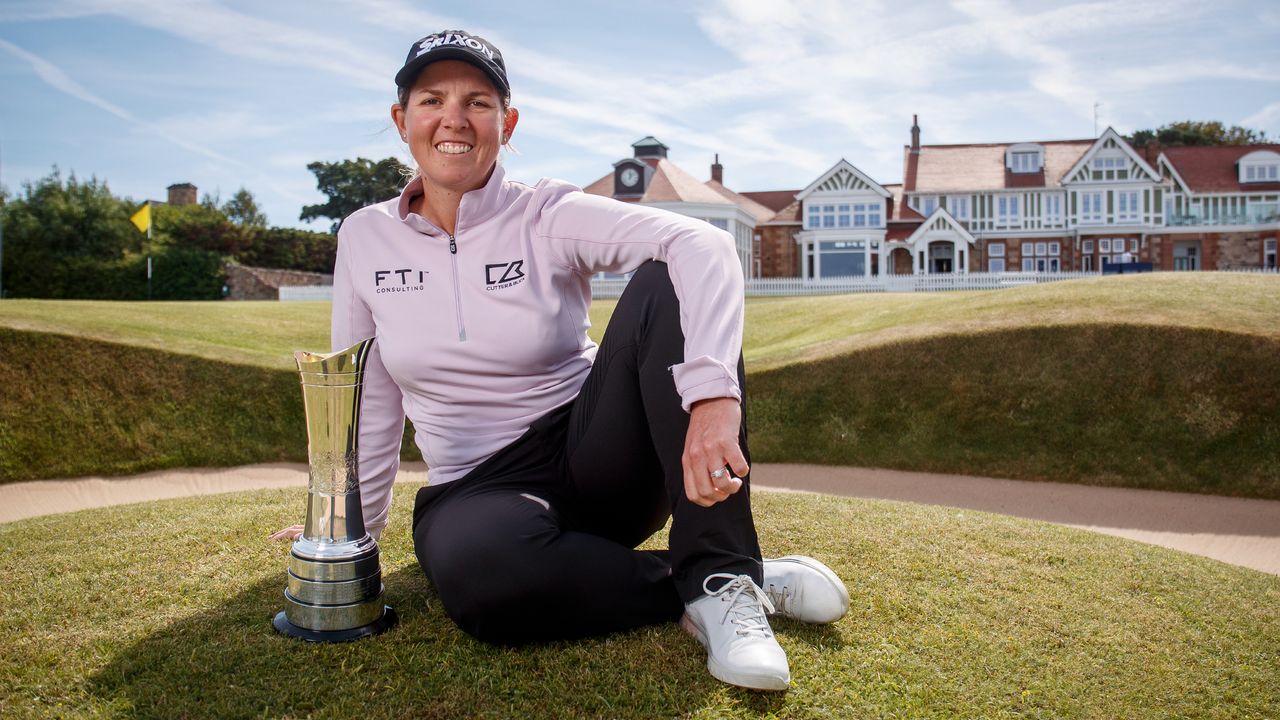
[
  {"left": 682, "top": 397, "right": 749, "bottom": 507},
  {"left": 269, "top": 524, "right": 304, "bottom": 542}
]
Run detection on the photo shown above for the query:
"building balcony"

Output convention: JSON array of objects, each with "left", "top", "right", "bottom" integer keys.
[{"left": 1166, "top": 205, "right": 1280, "bottom": 227}]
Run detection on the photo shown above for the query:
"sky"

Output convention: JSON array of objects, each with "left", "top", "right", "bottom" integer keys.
[{"left": 2, "top": 0, "right": 1278, "bottom": 230}]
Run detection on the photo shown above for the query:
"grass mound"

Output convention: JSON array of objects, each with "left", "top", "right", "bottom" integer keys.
[
  {"left": 0, "top": 328, "right": 308, "bottom": 480},
  {"left": 0, "top": 489, "right": 1276, "bottom": 718},
  {"left": 750, "top": 324, "right": 1280, "bottom": 498},
  {"left": 2, "top": 273, "right": 1277, "bottom": 496}
]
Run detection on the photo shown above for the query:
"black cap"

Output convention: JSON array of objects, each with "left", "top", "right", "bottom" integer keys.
[{"left": 395, "top": 30, "right": 510, "bottom": 97}]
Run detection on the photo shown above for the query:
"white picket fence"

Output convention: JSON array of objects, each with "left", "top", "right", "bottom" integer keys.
[{"left": 591, "top": 271, "right": 1099, "bottom": 298}]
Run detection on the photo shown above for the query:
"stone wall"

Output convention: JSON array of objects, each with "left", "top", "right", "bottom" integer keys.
[{"left": 224, "top": 263, "right": 333, "bottom": 301}]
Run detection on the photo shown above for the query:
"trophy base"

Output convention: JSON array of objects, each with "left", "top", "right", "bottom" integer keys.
[{"left": 272, "top": 606, "right": 398, "bottom": 643}]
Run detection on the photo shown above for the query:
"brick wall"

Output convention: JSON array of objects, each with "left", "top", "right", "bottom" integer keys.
[
  {"left": 758, "top": 224, "right": 801, "bottom": 278},
  {"left": 224, "top": 263, "right": 333, "bottom": 301}
]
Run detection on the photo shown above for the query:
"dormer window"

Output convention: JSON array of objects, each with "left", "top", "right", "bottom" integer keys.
[
  {"left": 1240, "top": 150, "right": 1280, "bottom": 183},
  {"left": 1006, "top": 143, "right": 1043, "bottom": 174}
]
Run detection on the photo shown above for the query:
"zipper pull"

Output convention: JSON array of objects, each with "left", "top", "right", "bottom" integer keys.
[{"left": 449, "top": 235, "right": 457, "bottom": 254}]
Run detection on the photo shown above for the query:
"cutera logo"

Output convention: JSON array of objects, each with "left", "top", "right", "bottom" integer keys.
[{"left": 484, "top": 260, "right": 526, "bottom": 287}]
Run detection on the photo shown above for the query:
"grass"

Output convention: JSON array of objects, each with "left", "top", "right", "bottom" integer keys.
[
  {"left": 5, "top": 273, "right": 1277, "bottom": 372},
  {"left": 0, "top": 488, "right": 1276, "bottom": 719},
  {"left": 2, "top": 273, "right": 1278, "bottom": 496}
]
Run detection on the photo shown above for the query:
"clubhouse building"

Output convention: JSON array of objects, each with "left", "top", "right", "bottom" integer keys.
[{"left": 586, "top": 121, "right": 1280, "bottom": 280}]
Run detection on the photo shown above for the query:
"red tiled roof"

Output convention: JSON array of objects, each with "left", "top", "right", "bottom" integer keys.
[
  {"left": 644, "top": 159, "right": 730, "bottom": 204},
  {"left": 884, "top": 183, "right": 924, "bottom": 223},
  {"left": 761, "top": 198, "right": 801, "bottom": 225},
  {"left": 583, "top": 158, "right": 731, "bottom": 205},
  {"left": 582, "top": 172, "right": 616, "bottom": 198},
  {"left": 907, "top": 139, "right": 1094, "bottom": 192},
  {"left": 1161, "top": 145, "right": 1280, "bottom": 194},
  {"left": 705, "top": 180, "right": 776, "bottom": 222},
  {"left": 740, "top": 190, "right": 798, "bottom": 213}
]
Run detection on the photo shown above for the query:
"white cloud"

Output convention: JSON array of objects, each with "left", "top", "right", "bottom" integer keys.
[{"left": 1241, "top": 101, "right": 1280, "bottom": 137}]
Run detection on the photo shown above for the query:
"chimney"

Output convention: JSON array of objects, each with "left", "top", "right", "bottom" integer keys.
[
  {"left": 910, "top": 114, "right": 921, "bottom": 155},
  {"left": 167, "top": 182, "right": 197, "bottom": 206},
  {"left": 711, "top": 153, "right": 723, "bottom": 184}
]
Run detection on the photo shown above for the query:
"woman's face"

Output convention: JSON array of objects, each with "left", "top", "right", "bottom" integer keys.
[{"left": 392, "top": 60, "right": 518, "bottom": 197}]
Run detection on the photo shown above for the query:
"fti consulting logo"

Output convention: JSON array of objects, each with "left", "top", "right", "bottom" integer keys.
[
  {"left": 374, "top": 269, "right": 429, "bottom": 294},
  {"left": 485, "top": 260, "right": 526, "bottom": 291}
]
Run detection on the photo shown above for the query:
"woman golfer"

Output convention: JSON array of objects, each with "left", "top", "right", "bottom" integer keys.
[{"left": 275, "top": 29, "right": 848, "bottom": 691}]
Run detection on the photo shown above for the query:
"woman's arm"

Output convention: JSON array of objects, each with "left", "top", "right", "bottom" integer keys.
[
  {"left": 536, "top": 182, "right": 748, "bottom": 506},
  {"left": 330, "top": 223, "right": 407, "bottom": 542},
  {"left": 535, "top": 182, "right": 745, "bottom": 411}
]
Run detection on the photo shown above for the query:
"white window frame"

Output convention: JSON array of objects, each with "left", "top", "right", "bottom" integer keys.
[
  {"left": 998, "top": 195, "right": 1021, "bottom": 227},
  {"left": 1021, "top": 258, "right": 1035, "bottom": 272},
  {"left": 1265, "top": 238, "right": 1277, "bottom": 269},
  {"left": 852, "top": 203, "right": 881, "bottom": 228},
  {"left": 1049, "top": 242, "right": 1060, "bottom": 256},
  {"left": 988, "top": 258, "right": 1006, "bottom": 273},
  {"left": 1083, "top": 255, "right": 1094, "bottom": 272},
  {"left": 1129, "top": 239, "right": 1139, "bottom": 253},
  {"left": 1091, "top": 155, "right": 1125, "bottom": 171},
  {"left": 988, "top": 242, "right": 1005, "bottom": 257},
  {"left": 1083, "top": 239, "right": 1094, "bottom": 253},
  {"left": 950, "top": 197, "right": 970, "bottom": 220},
  {"left": 1081, "top": 191, "right": 1104, "bottom": 224},
  {"left": 920, "top": 196, "right": 938, "bottom": 216},
  {"left": 1117, "top": 190, "right": 1140, "bottom": 222},
  {"left": 1011, "top": 151, "right": 1040, "bottom": 173},
  {"left": 1100, "top": 238, "right": 1112, "bottom": 253},
  {"left": 1044, "top": 194, "right": 1062, "bottom": 224},
  {"left": 1035, "top": 242, "right": 1048, "bottom": 256}
]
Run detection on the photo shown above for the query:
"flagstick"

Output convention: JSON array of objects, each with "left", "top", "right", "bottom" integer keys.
[{"left": 146, "top": 202, "right": 152, "bottom": 301}]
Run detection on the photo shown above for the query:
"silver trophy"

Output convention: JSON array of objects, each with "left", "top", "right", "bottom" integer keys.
[{"left": 273, "top": 338, "right": 398, "bottom": 641}]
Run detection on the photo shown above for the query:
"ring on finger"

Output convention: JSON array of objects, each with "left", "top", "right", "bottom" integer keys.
[{"left": 710, "top": 467, "right": 728, "bottom": 480}]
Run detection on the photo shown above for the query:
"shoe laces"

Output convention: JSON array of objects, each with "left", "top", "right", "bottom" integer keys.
[
  {"left": 764, "top": 582, "right": 794, "bottom": 617},
  {"left": 701, "top": 573, "right": 776, "bottom": 638}
]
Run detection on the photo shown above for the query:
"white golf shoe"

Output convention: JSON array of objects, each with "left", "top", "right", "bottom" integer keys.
[
  {"left": 762, "top": 555, "right": 850, "bottom": 624},
  {"left": 681, "top": 573, "right": 791, "bottom": 691}
]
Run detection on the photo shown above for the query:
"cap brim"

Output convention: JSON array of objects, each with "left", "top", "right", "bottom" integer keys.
[{"left": 394, "top": 48, "right": 509, "bottom": 96}]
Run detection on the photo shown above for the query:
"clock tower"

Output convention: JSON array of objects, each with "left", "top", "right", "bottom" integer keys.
[{"left": 612, "top": 136, "right": 667, "bottom": 198}]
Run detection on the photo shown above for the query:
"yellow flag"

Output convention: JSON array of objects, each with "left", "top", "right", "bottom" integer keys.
[{"left": 130, "top": 203, "right": 151, "bottom": 233}]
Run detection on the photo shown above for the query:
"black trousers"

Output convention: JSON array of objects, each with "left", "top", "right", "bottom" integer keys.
[{"left": 411, "top": 261, "right": 761, "bottom": 645}]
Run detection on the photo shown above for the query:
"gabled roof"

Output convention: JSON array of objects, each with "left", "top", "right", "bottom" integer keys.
[
  {"left": 1159, "top": 144, "right": 1280, "bottom": 194},
  {"left": 705, "top": 180, "right": 775, "bottom": 222},
  {"left": 796, "top": 159, "right": 891, "bottom": 199},
  {"left": 761, "top": 198, "right": 801, "bottom": 225},
  {"left": 906, "top": 138, "right": 1094, "bottom": 193},
  {"left": 902, "top": 207, "right": 976, "bottom": 246},
  {"left": 741, "top": 190, "right": 798, "bottom": 213},
  {"left": 583, "top": 158, "right": 732, "bottom": 205},
  {"left": 1060, "top": 127, "right": 1160, "bottom": 184}
]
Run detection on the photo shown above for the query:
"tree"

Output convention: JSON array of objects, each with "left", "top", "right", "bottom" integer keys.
[
  {"left": 0, "top": 169, "right": 138, "bottom": 298},
  {"left": 1128, "top": 121, "right": 1270, "bottom": 148},
  {"left": 300, "top": 157, "right": 412, "bottom": 232},
  {"left": 223, "top": 188, "right": 268, "bottom": 228}
]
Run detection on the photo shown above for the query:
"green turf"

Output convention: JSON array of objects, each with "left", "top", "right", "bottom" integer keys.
[
  {"left": 2, "top": 274, "right": 1278, "bottom": 496},
  {"left": 4, "top": 273, "right": 1277, "bottom": 372},
  {"left": 749, "top": 324, "right": 1280, "bottom": 498},
  {"left": 0, "top": 489, "right": 1275, "bottom": 719}
]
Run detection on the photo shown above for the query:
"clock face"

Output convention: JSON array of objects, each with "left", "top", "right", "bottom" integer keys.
[{"left": 620, "top": 167, "right": 640, "bottom": 188}]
